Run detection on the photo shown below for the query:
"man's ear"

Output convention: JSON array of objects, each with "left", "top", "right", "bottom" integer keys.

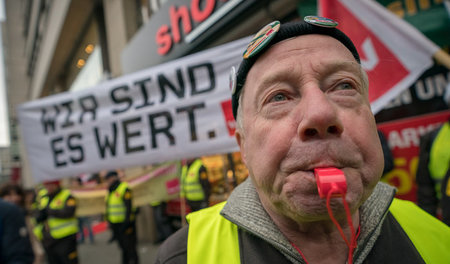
[{"left": 235, "top": 130, "right": 246, "bottom": 164}]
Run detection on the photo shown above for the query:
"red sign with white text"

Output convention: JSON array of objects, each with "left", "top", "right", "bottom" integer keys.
[{"left": 377, "top": 111, "right": 450, "bottom": 202}]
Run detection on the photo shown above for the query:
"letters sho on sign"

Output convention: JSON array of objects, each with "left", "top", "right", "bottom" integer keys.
[{"left": 17, "top": 37, "right": 250, "bottom": 182}]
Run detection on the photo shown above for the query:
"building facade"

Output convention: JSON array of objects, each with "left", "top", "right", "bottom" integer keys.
[{"left": 1, "top": 0, "right": 304, "bottom": 185}]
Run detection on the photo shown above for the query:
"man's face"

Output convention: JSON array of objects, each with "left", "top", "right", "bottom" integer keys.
[
  {"left": 3, "top": 191, "right": 22, "bottom": 206},
  {"left": 236, "top": 34, "right": 384, "bottom": 222},
  {"left": 106, "top": 176, "right": 117, "bottom": 187},
  {"left": 44, "top": 183, "right": 59, "bottom": 194}
]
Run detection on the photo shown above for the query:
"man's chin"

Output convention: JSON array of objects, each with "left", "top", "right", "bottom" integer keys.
[{"left": 271, "top": 196, "right": 332, "bottom": 221}]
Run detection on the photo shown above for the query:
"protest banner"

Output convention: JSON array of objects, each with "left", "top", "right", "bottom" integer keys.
[
  {"left": 377, "top": 111, "right": 450, "bottom": 202},
  {"left": 17, "top": 37, "right": 250, "bottom": 182}
]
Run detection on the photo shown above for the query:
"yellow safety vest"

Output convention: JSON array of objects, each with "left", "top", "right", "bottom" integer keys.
[
  {"left": 32, "top": 188, "right": 49, "bottom": 240},
  {"left": 429, "top": 123, "right": 450, "bottom": 199},
  {"left": 187, "top": 199, "right": 450, "bottom": 264},
  {"left": 46, "top": 189, "right": 78, "bottom": 239},
  {"left": 106, "top": 182, "right": 135, "bottom": 223},
  {"left": 181, "top": 159, "right": 205, "bottom": 201}
]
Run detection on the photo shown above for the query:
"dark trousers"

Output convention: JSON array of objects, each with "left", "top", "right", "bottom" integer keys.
[
  {"left": 77, "top": 216, "right": 94, "bottom": 243},
  {"left": 110, "top": 222, "right": 139, "bottom": 264},
  {"left": 44, "top": 234, "right": 78, "bottom": 264},
  {"left": 152, "top": 202, "right": 174, "bottom": 242}
]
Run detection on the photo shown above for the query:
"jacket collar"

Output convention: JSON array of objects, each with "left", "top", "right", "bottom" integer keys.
[{"left": 221, "top": 178, "right": 396, "bottom": 263}]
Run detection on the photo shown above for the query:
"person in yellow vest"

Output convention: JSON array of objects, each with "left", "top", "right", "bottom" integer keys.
[
  {"left": 441, "top": 169, "right": 450, "bottom": 226},
  {"left": 30, "top": 187, "right": 48, "bottom": 243},
  {"left": 36, "top": 180, "right": 78, "bottom": 264},
  {"left": 416, "top": 84, "right": 450, "bottom": 226},
  {"left": 156, "top": 18, "right": 450, "bottom": 264},
  {"left": 180, "top": 158, "right": 210, "bottom": 212},
  {"left": 104, "top": 171, "right": 138, "bottom": 264}
]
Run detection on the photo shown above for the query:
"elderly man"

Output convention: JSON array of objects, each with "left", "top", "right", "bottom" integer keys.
[{"left": 156, "top": 17, "right": 450, "bottom": 264}]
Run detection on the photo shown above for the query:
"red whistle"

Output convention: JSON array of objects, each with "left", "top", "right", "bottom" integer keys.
[{"left": 314, "top": 168, "right": 347, "bottom": 198}]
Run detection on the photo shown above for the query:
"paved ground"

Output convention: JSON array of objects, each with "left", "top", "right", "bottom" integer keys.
[{"left": 77, "top": 229, "right": 160, "bottom": 264}]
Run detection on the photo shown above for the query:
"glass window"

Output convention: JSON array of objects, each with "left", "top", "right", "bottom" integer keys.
[{"left": 67, "top": 20, "right": 104, "bottom": 92}]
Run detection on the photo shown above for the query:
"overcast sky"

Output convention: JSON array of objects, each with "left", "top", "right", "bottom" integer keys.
[{"left": 0, "top": 0, "right": 10, "bottom": 148}]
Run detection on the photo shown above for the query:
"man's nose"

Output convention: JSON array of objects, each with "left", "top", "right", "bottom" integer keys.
[{"left": 297, "top": 89, "right": 343, "bottom": 141}]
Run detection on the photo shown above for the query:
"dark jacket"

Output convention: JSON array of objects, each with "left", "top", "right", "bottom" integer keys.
[
  {"left": 416, "top": 124, "right": 449, "bottom": 220},
  {"left": 156, "top": 213, "right": 428, "bottom": 264},
  {"left": 0, "top": 199, "right": 34, "bottom": 264},
  {"left": 156, "top": 180, "right": 449, "bottom": 264}
]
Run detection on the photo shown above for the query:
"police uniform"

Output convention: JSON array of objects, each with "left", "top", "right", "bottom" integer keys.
[
  {"left": 106, "top": 179, "right": 138, "bottom": 264},
  {"left": 36, "top": 187, "right": 78, "bottom": 264},
  {"left": 181, "top": 159, "right": 210, "bottom": 211}
]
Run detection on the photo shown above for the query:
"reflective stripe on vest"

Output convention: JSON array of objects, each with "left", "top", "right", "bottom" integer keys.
[
  {"left": 32, "top": 188, "right": 48, "bottom": 240},
  {"left": 106, "top": 182, "right": 130, "bottom": 223},
  {"left": 186, "top": 202, "right": 239, "bottom": 264},
  {"left": 182, "top": 159, "right": 205, "bottom": 201},
  {"left": 47, "top": 189, "right": 78, "bottom": 239},
  {"left": 33, "top": 223, "right": 44, "bottom": 241},
  {"left": 187, "top": 199, "right": 450, "bottom": 264},
  {"left": 429, "top": 123, "right": 450, "bottom": 199}
]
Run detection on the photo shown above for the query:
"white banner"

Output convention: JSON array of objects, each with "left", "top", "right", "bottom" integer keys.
[{"left": 18, "top": 37, "right": 250, "bottom": 182}]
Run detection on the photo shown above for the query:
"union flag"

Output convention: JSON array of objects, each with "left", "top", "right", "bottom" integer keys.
[{"left": 319, "top": 0, "right": 440, "bottom": 114}]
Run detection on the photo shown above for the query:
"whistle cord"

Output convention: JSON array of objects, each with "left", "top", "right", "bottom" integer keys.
[
  {"left": 291, "top": 187, "right": 361, "bottom": 264},
  {"left": 326, "top": 186, "right": 359, "bottom": 264},
  {"left": 291, "top": 242, "right": 310, "bottom": 264}
]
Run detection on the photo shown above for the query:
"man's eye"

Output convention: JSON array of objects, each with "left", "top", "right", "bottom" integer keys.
[
  {"left": 270, "top": 93, "right": 288, "bottom": 102},
  {"left": 337, "top": 82, "right": 354, "bottom": 90}
]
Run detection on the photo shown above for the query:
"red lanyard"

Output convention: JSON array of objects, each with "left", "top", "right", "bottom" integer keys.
[{"left": 290, "top": 186, "right": 361, "bottom": 264}]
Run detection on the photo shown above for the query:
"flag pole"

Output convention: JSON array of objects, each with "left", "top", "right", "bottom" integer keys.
[{"left": 433, "top": 49, "right": 450, "bottom": 70}]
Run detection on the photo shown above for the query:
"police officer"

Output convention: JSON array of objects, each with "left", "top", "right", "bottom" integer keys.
[
  {"left": 105, "top": 171, "right": 139, "bottom": 264},
  {"left": 180, "top": 158, "right": 210, "bottom": 212},
  {"left": 416, "top": 84, "right": 450, "bottom": 226},
  {"left": 36, "top": 180, "right": 78, "bottom": 264}
]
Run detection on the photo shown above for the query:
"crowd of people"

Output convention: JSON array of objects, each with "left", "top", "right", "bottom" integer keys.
[
  {"left": 1, "top": 15, "right": 449, "bottom": 264},
  {"left": 0, "top": 157, "right": 212, "bottom": 264}
]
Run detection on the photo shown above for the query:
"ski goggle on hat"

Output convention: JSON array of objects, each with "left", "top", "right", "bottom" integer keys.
[{"left": 230, "top": 16, "right": 361, "bottom": 120}]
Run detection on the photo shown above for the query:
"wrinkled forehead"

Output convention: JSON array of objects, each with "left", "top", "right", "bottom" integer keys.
[
  {"left": 252, "top": 34, "right": 358, "bottom": 70},
  {"left": 231, "top": 17, "right": 361, "bottom": 119},
  {"left": 245, "top": 35, "right": 363, "bottom": 87}
]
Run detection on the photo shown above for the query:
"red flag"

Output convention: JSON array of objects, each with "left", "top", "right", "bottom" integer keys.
[{"left": 319, "top": 0, "right": 439, "bottom": 114}]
